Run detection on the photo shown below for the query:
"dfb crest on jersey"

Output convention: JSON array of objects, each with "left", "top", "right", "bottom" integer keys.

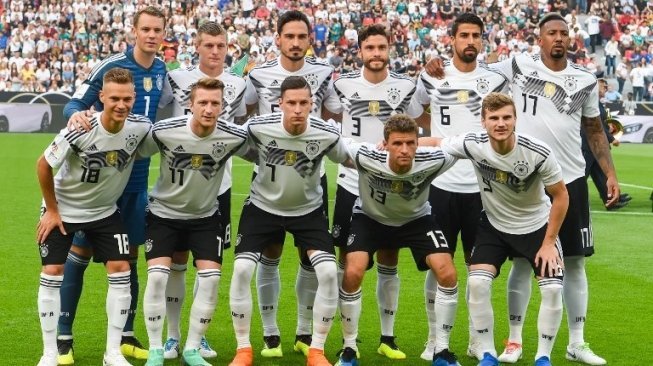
[
  {"left": 411, "top": 171, "right": 426, "bottom": 184},
  {"left": 477, "top": 79, "right": 490, "bottom": 94},
  {"left": 388, "top": 88, "right": 401, "bottom": 105},
  {"left": 332, "top": 224, "right": 341, "bottom": 238},
  {"left": 391, "top": 180, "right": 403, "bottom": 193},
  {"left": 106, "top": 151, "right": 118, "bottom": 166},
  {"left": 457, "top": 90, "right": 469, "bottom": 103},
  {"left": 191, "top": 155, "right": 203, "bottom": 169},
  {"left": 369, "top": 100, "right": 380, "bottom": 116},
  {"left": 564, "top": 76, "right": 577, "bottom": 91},
  {"left": 224, "top": 84, "right": 236, "bottom": 103},
  {"left": 156, "top": 74, "right": 164, "bottom": 90},
  {"left": 304, "top": 73, "right": 319, "bottom": 91},
  {"left": 143, "top": 77, "right": 153, "bottom": 92},
  {"left": 212, "top": 142, "right": 226, "bottom": 158},
  {"left": 285, "top": 151, "right": 297, "bottom": 165},
  {"left": 495, "top": 170, "right": 508, "bottom": 184},
  {"left": 144, "top": 239, "right": 153, "bottom": 253},
  {"left": 125, "top": 134, "right": 139, "bottom": 151},
  {"left": 306, "top": 140, "right": 320, "bottom": 155},
  {"left": 39, "top": 244, "right": 49, "bottom": 258},
  {"left": 544, "top": 82, "right": 556, "bottom": 98},
  {"left": 347, "top": 234, "right": 356, "bottom": 246},
  {"left": 513, "top": 161, "right": 530, "bottom": 177}
]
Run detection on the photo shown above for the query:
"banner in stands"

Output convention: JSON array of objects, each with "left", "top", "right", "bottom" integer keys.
[{"left": 0, "top": 92, "right": 176, "bottom": 133}]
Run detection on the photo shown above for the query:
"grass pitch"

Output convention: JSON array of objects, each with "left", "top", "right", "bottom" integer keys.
[{"left": 0, "top": 133, "right": 651, "bottom": 365}]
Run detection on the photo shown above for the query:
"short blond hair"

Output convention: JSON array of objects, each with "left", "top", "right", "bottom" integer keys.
[
  {"left": 103, "top": 67, "right": 133, "bottom": 85},
  {"left": 190, "top": 78, "right": 225, "bottom": 102},
  {"left": 481, "top": 92, "right": 516, "bottom": 119}
]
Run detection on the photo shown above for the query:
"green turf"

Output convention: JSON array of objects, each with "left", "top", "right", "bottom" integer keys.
[{"left": 0, "top": 133, "right": 651, "bottom": 365}]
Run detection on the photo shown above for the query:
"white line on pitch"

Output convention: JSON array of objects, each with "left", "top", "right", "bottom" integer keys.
[
  {"left": 591, "top": 210, "right": 652, "bottom": 216},
  {"left": 620, "top": 183, "right": 652, "bottom": 190}
]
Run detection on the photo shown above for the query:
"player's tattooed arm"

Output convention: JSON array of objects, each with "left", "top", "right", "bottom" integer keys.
[
  {"left": 582, "top": 115, "right": 621, "bottom": 207},
  {"left": 36, "top": 155, "right": 67, "bottom": 243}
]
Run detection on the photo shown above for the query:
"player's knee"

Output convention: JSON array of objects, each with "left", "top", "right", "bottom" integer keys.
[
  {"left": 42, "top": 264, "right": 64, "bottom": 276},
  {"left": 539, "top": 282, "right": 563, "bottom": 308},
  {"left": 263, "top": 244, "right": 283, "bottom": 259},
  {"left": 106, "top": 260, "right": 130, "bottom": 274},
  {"left": 467, "top": 274, "right": 492, "bottom": 300},
  {"left": 342, "top": 266, "right": 365, "bottom": 292},
  {"left": 435, "top": 265, "right": 457, "bottom": 288},
  {"left": 376, "top": 249, "right": 399, "bottom": 266},
  {"left": 172, "top": 250, "right": 190, "bottom": 264}
]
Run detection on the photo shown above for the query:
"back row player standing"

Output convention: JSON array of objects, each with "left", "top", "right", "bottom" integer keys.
[
  {"left": 242, "top": 10, "right": 336, "bottom": 358},
  {"left": 156, "top": 21, "right": 247, "bottom": 360},
  {"left": 414, "top": 13, "right": 509, "bottom": 361},
  {"left": 57, "top": 6, "right": 167, "bottom": 364}
]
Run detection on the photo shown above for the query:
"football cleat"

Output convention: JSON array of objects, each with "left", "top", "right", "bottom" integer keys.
[
  {"left": 37, "top": 353, "right": 58, "bottom": 366},
  {"left": 57, "top": 338, "right": 74, "bottom": 365},
  {"left": 421, "top": 339, "right": 436, "bottom": 361},
  {"left": 377, "top": 335, "right": 406, "bottom": 359},
  {"left": 120, "top": 335, "right": 148, "bottom": 359},
  {"left": 566, "top": 343, "right": 607, "bottom": 365},
  {"left": 144, "top": 348, "right": 164, "bottom": 366},
  {"left": 307, "top": 348, "right": 331, "bottom": 366},
  {"left": 334, "top": 347, "right": 358, "bottom": 366},
  {"left": 498, "top": 341, "right": 523, "bottom": 363},
  {"left": 260, "top": 335, "right": 283, "bottom": 357},
  {"left": 163, "top": 337, "right": 180, "bottom": 359},
  {"left": 181, "top": 348, "right": 211, "bottom": 366},
  {"left": 294, "top": 334, "right": 312, "bottom": 356},
  {"left": 103, "top": 352, "right": 133, "bottom": 366},
  {"left": 229, "top": 347, "right": 253, "bottom": 366},
  {"left": 535, "top": 355, "right": 552, "bottom": 366},
  {"left": 477, "top": 352, "right": 499, "bottom": 366},
  {"left": 433, "top": 349, "right": 461, "bottom": 366},
  {"left": 199, "top": 336, "right": 217, "bottom": 358}
]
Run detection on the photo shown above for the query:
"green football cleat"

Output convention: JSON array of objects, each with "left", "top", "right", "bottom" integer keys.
[
  {"left": 144, "top": 348, "right": 164, "bottom": 366},
  {"left": 260, "top": 335, "right": 283, "bottom": 358},
  {"left": 120, "top": 336, "right": 148, "bottom": 359},
  {"left": 293, "top": 334, "right": 312, "bottom": 356},
  {"left": 377, "top": 336, "right": 406, "bottom": 360},
  {"left": 182, "top": 349, "right": 212, "bottom": 366},
  {"left": 57, "top": 338, "right": 74, "bottom": 365}
]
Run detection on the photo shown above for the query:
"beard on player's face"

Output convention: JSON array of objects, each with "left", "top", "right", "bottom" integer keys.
[{"left": 363, "top": 56, "right": 388, "bottom": 72}]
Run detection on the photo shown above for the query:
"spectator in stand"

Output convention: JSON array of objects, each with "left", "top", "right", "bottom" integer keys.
[
  {"left": 605, "top": 35, "right": 620, "bottom": 77},
  {"left": 585, "top": 11, "right": 602, "bottom": 53},
  {"left": 36, "top": 62, "right": 52, "bottom": 89},
  {"left": 631, "top": 60, "right": 647, "bottom": 101},
  {"left": 604, "top": 84, "right": 622, "bottom": 102}
]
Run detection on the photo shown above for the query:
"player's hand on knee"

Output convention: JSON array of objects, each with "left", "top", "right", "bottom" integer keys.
[
  {"left": 535, "top": 242, "right": 563, "bottom": 278},
  {"left": 67, "top": 108, "right": 95, "bottom": 132},
  {"left": 37, "top": 211, "right": 67, "bottom": 244}
]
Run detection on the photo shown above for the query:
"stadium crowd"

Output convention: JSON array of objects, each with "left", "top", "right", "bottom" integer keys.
[{"left": 1, "top": 0, "right": 653, "bottom": 101}]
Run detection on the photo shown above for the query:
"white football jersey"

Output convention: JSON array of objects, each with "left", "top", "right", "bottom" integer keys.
[
  {"left": 245, "top": 56, "right": 335, "bottom": 116},
  {"left": 43, "top": 113, "right": 151, "bottom": 223},
  {"left": 415, "top": 61, "right": 509, "bottom": 193},
  {"left": 490, "top": 54, "right": 600, "bottom": 183},
  {"left": 159, "top": 65, "right": 248, "bottom": 196},
  {"left": 349, "top": 143, "right": 456, "bottom": 227},
  {"left": 138, "top": 116, "right": 248, "bottom": 220},
  {"left": 246, "top": 112, "right": 349, "bottom": 216},
  {"left": 323, "top": 69, "right": 423, "bottom": 194},
  {"left": 441, "top": 132, "right": 563, "bottom": 234}
]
